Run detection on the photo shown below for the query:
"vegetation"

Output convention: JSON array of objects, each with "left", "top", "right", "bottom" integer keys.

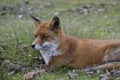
[{"left": 0, "top": 0, "right": 120, "bottom": 80}]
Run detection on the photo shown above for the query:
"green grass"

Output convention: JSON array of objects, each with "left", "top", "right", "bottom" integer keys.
[{"left": 0, "top": 0, "right": 120, "bottom": 80}]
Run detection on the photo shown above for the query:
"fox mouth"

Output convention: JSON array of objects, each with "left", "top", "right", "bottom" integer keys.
[
  {"left": 31, "top": 44, "right": 51, "bottom": 51},
  {"left": 31, "top": 41, "right": 54, "bottom": 51}
]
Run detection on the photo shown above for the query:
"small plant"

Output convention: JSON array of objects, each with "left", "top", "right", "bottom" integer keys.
[{"left": 0, "top": 68, "right": 9, "bottom": 80}]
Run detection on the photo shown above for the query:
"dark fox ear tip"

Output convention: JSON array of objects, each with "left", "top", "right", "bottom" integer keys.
[
  {"left": 29, "top": 14, "right": 34, "bottom": 18},
  {"left": 53, "top": 16, "right": 59, "bottom": 20},
  {"left": 29, "top": 14, "right": 40, "bottom": 22}
]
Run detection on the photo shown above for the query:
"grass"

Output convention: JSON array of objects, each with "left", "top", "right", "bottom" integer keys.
[{"left": 0, "top": 0, "right": 120, "bottom": 80}]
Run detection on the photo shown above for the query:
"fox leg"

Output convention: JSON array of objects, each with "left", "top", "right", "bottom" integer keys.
[
  {"left": 93, "top": 61, "right": 120, "bottom": 70},
  {"left": 84, "top": 61, "right": 120, "bottom": 72}
]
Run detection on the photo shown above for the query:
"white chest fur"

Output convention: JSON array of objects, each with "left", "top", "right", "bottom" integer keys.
[{"left": 39, "top": 41, "right": 60, "bottom": 64}]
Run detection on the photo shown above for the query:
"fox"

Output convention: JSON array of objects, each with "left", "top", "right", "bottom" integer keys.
[{"left": 30, "top": 15, "right": 120, "bottom": 71}]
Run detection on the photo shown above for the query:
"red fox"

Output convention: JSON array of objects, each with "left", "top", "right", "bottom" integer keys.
[{"left": 30, "top": 15, "right": 120, "bottom": 71}]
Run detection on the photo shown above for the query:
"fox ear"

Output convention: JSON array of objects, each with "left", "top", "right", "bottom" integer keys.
[
  {"left": 29, "top": 14, "right": 41, "bottom": 27},
  {"left": 50, "top": 16, "right": 61, "bottom": 32}
]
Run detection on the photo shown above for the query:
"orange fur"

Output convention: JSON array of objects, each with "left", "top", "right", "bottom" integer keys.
[{"left": 30, "top": 15, "right": 120, "bottom": 70}]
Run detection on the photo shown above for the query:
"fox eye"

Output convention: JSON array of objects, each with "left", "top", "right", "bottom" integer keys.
[
  {"left": 41, "top": 34, "right": 49, "bottom": 39},
  {"left": 34, "top": 34, "right": 37, "bottom": 38},
  {"left": 43, "top": 34, "right": 49, "bottom": 38}
]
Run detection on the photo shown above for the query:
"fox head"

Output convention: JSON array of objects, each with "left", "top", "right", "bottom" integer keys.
[{"left": 30, "top": 15, "right": 62, "bottom": 51}]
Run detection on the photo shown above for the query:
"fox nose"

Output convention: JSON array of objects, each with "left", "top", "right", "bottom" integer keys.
[{"left": 31, "top": 44, "right": 35, "bottom": 48}]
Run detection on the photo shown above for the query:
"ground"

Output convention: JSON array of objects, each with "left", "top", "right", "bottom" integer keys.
[{"left": 0, "top": 0, "right": 120, "bottom": 80}]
